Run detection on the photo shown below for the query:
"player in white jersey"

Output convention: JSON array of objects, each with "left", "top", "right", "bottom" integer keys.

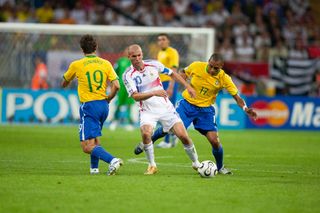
[{"left": 123, "top": 44, "right": 201, "bottom": 175}]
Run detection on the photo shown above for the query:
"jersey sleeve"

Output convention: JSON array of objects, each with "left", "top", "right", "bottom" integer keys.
[
  {"left": 122, "top": 71, "right": 137, "bottom": 97},
  {"left": 183, "top": 62, "right": 196, "bottom": 78},
  {"left": 223, "top": 73, "right": 238, "bottom": 96},
  {"left": 155, "top": 60, "right": 173, "bottom": 76},
  {"left": 63, "top": 62, "right": 77, "bottom": 82}
]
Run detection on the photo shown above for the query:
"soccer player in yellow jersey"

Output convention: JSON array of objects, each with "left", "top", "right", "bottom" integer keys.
[
  {"left": 61, "top": 35, "right": 123, "bottom": 176},
  {"left": 156, "top": 33, "right": 180, "bottom": 148},
  {"left": 135, "top": 53, "right": 257, "bottom": 175}
]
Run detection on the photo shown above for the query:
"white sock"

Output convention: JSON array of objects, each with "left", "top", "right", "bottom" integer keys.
[
  {"left": 144, "top": 142, "right": 156, "bottom": 167},
  {"left": 184, "top": 144, "right": 200, "bottom": 166}
]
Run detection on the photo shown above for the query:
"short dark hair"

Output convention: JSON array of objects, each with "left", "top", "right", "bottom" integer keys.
[
  {"left": 209, "top": 53, "right": 224, "bottom": 62},
  {"left": 80, "top": 34, "right": 97, "bottom": 54},
  {"left": 158, "top": 33, "right": 170, "bottom": 40}
]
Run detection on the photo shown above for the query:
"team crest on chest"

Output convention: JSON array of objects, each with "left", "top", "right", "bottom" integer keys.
[{"left": 215, "top": 80, "right": 219, "bottom": 86}]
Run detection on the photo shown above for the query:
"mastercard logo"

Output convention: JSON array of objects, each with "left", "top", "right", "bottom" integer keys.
[{"left": 250, "top": 100, "right": 289, "bottom": 127}]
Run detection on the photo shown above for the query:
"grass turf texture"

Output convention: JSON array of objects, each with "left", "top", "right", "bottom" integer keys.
[{"left": 0, "top": 125, "right": 319, "bottom": 213}]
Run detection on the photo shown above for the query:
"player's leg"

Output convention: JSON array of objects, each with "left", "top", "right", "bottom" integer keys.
[
  {"left": 81, "top": 138, "right": 112, "bottom": 163},
  {"left": 140, "top": 125, "right": 158, "bottom": 175},
  {"left": 139, "top": 112, "right": 158, "bottom": 175},
  {"left": 134, "top": 127, "right": 167, "bottom": 155},
  {"left": 171, "top": 122, "right": 201, "bottom": 170},
  {"left": 80, "top": 100, "right": 123, "bottom": 175},
  {"left": 133, "top": 99, "right": 191, "bottom": 155},
  {"left": 192, "top": 105, "right": 232, "bottom": 175},
  {"left": 167, "top": 82, "right": 179, "bottom": 147},
  {"left": 89, "top": 138, "right": 100, "bottom": 174},
  {"left": 152, "top": 127, "right": 168, "bottom": 142},
  {"left": 156, "top": 81, "right": 172, "bottom": 148},
  {"left": 205, "top": 131, "right": 231, "bottom": 175},
  {"left": 133, "top": 125, "right": 167, "bottom": 155}
]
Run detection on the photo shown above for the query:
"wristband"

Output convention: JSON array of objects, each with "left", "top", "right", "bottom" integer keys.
[{"left": 242, "top": 105, "right": 248, "bottom": 111}]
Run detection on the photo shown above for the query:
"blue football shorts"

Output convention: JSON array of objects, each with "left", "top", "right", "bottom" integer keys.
[
  {"left": 79, "top": 99, "right": 109, "bottom": 141},
  {"left": 162, "top": 81, "right": 179, "bottom": 106},
  {"left": 176, "top": 99, "right": 218, "bottom": 135}
]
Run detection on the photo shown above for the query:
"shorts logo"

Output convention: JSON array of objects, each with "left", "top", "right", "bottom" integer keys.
[{"left": 250, "top": 100, "right": 289, "bottom": 127}]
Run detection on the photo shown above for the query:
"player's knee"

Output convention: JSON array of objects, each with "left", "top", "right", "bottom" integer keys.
[
  {"left": 82, "top": 147, "right": 90, "bottom": 154},
  {"left": 81, "top": 145, "right": 93, "bottom": 154},
  {"left": 141, "top": 132, "right": 151, "bottom": 141},
  {"left": 210, "top": 140, "right": 220, "bottom": 149}
]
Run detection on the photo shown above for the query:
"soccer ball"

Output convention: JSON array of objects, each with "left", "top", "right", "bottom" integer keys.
[{"left": 197, "top": 160, "right": 218, "bottom": 178}]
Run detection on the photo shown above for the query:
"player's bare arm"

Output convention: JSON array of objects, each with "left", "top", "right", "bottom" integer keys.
[
  {"left": 179, "top": 69, "right": 188, "bottom": 81},
  {"left": 131, "top": 89, "right": 167, "bottom": 101},
  {"left": 233, "top": 94, "right": 258, "bottom": 120},
  {"left": 107, "top": 79, "right": 120, "bottom": 102},
  {"left": 61, "top": 78, "right": 70, "bottom": 88},
  {"left": 166, "top": 79, "right": 175, "bottom": 97},
  {"left": 166, "top": 67, "right": 177, "bottom": 97},
  {"left": 171, "top": 70, "right": 196, "bottom": 98}
]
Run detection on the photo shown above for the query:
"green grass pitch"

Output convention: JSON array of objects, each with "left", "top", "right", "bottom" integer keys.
[{"left": 0, "top": 125, "right": 319, "bottom": 213}]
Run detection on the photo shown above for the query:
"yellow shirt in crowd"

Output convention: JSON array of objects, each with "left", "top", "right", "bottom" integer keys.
[{"left": 157, "top": 46, "right": 179, "bottom": 82}]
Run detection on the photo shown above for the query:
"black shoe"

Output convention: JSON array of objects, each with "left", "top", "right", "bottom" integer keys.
[{"left": 134, "top": 142, "right": 144, "bottom": 155}]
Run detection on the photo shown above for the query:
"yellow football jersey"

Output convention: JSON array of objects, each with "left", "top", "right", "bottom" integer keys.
[
  {"left": 63, "top": 55, "right": 118, "bottom": 103},
  {"left": 182, "top": 61, "right": 238, "bottom": 107},
  {"left": 157, "top": 46, "right": 179, "bottom": 82}
]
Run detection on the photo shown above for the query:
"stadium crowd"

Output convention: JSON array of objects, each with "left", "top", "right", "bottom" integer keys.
[{"left": 0, "top": 0, "right": 319, "bottom": 96}]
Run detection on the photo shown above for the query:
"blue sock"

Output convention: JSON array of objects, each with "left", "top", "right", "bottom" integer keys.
[
  {"left": 151, "top": 127, "right": 167, "bottom": 143},
  {"left": 90, "top": 154, "right": 99, "bottom": 169},
  {"left": 212, "top": 145, "right": 224, "bottom": 171},
  {"left": 164, "top": 134, "right": 170, "bottom": 144},
  {"left": 91, "top": 145, "right": 114, "bottom": 164}
]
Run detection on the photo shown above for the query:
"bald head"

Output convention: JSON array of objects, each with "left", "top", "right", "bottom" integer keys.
[
  {"left": 128, "top": 44, "right": 144, "bottom": 70},
  {"left": 128, "top": 44, "right": 142, "bottom": 55}
]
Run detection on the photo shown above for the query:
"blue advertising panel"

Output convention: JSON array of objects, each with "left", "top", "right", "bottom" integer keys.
[
  {"left": 246, "top": 96, "right": 320, "bottom": 130},
  {"left": 1, "top": 89, "right": 80, "bottom": 123},
  {"left": 215, "top": 94, "right": 245, "bottom": 130}
]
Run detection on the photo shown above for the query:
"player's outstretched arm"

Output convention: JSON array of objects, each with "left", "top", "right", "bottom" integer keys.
[
  {"left": 233, "top": 94, "right": 258, "bottom": 120},
  {"left": 171, "top": 70, "right": 196, "bottom": 98},
  {"left": 107, "top": 79, "right": 120, "bottom": 102},
  {"left": 61, "top": 78, "right": 70, "bottom": 88},
  {"left": 131, "top": 89, "right": 167, "bottom": 101}
]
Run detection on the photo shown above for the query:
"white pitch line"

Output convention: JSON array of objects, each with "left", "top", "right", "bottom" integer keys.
[
  {"left": 127, "top": 156, "right": 191, "bottom": 168},
  {"left": 1, "top": 158, "right": 318, "bottom": 176}
]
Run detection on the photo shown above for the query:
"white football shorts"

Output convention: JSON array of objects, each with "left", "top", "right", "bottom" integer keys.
[{"left": 140, "top": 110, "right": 182, "bottom": 133}]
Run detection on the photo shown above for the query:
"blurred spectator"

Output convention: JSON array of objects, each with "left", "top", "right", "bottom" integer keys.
[
  {"left": 31, "top": 57, "right": 49, "bottom": 90},
  {"left": 289, "top": 0, "right": 309, "bottom": 19},
  {"left": 218, "top": 39, "right": 234, "bottom": 61},
  {"left": 205, "top": 1, "right": 229, "bottom": 27},
  {"left": 181, "top": 3, "right": 200, "bottom": 27},
  {"left": 288, "top": 38, "right": 308, "bottom": 59},
  {"left": 256, "top": 44, "right": 270, "bottom": 62},
  {"left": 71, "top": 1, "right": 87, "bottom": 24},
  {"left": 35, "top": 1, "right": 54, "bottom": 23},
  {"left": 173, "top": 0, "right": 189, "bottom": 17},
  {"left": 269, "top": 39, "right": 288, "bottom": 60},
  {"left": 56, "top": 8, "right": 76, "bottom": 24},
  {"left": 254, "top": 30, "right": 271, "bottom": 50},
  {"left": 235, "top": 36, "right": 254, "bottom": 62}
]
